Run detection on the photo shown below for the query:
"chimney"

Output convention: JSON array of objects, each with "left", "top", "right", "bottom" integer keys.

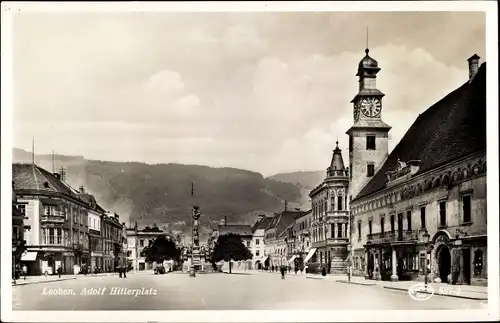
[
  {"left": 284, "top": 200, "right": 288, "bottom": 211},
  {"left": 467, "top": 54, "right": 480, "bottom": 83},
  {"left": 79, "top": 185, "right": 85, "bottom": 193}
]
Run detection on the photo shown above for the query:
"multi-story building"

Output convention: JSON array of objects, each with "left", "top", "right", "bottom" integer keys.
[
  {"left": 264, "top": 209, "right": 306, "bottom": 269},
  {"left": 79, "top": 188, "right": 105, "bottom": 272},
  {"left": 126, "top": 223, "right": 165, "bottom": 271},
  {"left": 13, "top": 164, "right": 91, "bottom": 275},
  {"left": 12, "top": 181, "right": 25, "bottom": 275},
  {"left": 250, "top": 215, "right": 272, "bottom": 269},
  {"left": 348, "top": 50, "right": 487, "bottom": 286},
  {"left": 309, "top": 142, "right": 350, "bottom": 274},
  {"left": 102, "top": 212, "right": 123, "bottom": 272},
  {"left": 292, "top": 209, "right": 312, "bottom": 270}
]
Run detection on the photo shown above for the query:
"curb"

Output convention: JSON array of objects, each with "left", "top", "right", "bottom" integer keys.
[
  {"left": 306, "top": 276, "right": 325, "bottom": 280},
  {"left": 13, "top": 277, "right": 77, "bottom": 286},
  {"left": 335, "top": 280, "right": 378, "bottom": 286},
  {"left": 383, "top": 286, "right": 488, "bottom": 300}
]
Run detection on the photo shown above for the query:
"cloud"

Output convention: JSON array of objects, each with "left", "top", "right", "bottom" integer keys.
[{"left": 12, "top": 12, "right": 483, "bottom": 176}]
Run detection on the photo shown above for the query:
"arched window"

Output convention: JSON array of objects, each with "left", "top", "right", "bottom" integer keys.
[
  {"left": 442, "top": 175, "right": 450, "bottom": 187},
  {"left": 474, "top": 250, "right": 483, "bottom": 276},
  {"left": 432, "top": 177, "right": 441, "bottom": 189}
]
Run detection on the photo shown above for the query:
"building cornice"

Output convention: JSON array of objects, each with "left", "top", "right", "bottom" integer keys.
[{"left": 351, "top": 150, "right": 486, "bottom": 215}]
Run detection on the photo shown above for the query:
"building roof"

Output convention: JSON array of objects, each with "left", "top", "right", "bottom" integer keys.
[
  {"left": 326, "top": 142, "right": 349, "bottom": 178},
  {"left": 251, "top": 216, "right": 272, "bottom": 232},
  {"left": 79, "top": 193, "right": 107, "bottom": 213},
  {"left": 354, "top": 62, "right": 486, "bottom": 201},
  {"left": 358, "top": 48, "right": 379, "bottom": 71},
  {"left": 13, "top": 164, "right": 81, "bottom": 200},
  {"left": 266, "top": 210, "right": 305, "bottom": 237},
  {"left": 219, "top": 224, "right": 253, "bottom": 237}
]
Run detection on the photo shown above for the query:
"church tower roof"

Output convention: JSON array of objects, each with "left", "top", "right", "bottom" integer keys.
[{"left": 356, "top": 48, "right": 380, "bottom": 76}]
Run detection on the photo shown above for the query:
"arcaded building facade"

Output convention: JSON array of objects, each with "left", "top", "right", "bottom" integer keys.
[{"left": 348, "top": 51, "right": 487, "bottom": 286}]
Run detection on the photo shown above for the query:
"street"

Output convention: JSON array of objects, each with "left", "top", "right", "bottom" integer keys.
[{"left": 12, "top": 271, "right": 485, "bottom": 310}]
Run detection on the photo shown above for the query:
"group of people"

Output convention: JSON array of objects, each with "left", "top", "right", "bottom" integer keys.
[{"left": 265, "top": 265, "right": 305, "bottom": 275}]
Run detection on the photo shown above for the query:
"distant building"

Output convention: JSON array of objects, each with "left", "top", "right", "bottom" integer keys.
[
  {"left": 101, "top": 212, "right": 123, "bottom": 272},
  {"left": 126, "top": 223, "right": 165, "bottom": 271},
  {"left": 251, "top": 215, "right": 272, "bottom": 269},
  {"left": 264, "top": 210, "right": 307, "bottom": 269},
  {"left": 348, "top": 51, "right": 487, "bottom": 286},
  {"left": 79, "top": 188, "right": 106, "bottom": 272},
  {"left": 292, "top": 209, "right": 312, "bottom": 270},
  {"left": 309, "top": 142, "right": 350, "bottom": 274}
]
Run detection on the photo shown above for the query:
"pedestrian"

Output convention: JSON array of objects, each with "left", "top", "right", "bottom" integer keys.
[
  {"left": 57, "top": 266, "right": 62, "bottom": 278},
  {"left": 119, "top": 266, "right": 123, "bottom": 278},
  {"left": 321, "top": 266, "right": 326, "bottom": 276},
  {"left": 280, "top": 266, "right": 285, "bottom": 280},
  {"left": 123, "top": 266, "right": 127, "bottom": 278},
  {"left": 22, "top": 265, "right": 27, "bottom": 280},
  {"left": 294, "top": 266, "right": 298, "bottom": 275}
]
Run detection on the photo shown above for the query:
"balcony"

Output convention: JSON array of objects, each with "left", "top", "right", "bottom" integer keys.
[
  {"left": 366, "top": 230, "right": 426, "bottom": 245},
  {"left": 41, "top": 215, "right": 65, "bottom": 223}
]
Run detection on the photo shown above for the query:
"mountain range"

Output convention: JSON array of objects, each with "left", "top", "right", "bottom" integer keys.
[{"left": 13, "top": 148, "right": 320, "bottom": 240}]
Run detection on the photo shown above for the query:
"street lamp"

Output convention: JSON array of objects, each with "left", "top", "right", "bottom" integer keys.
[{"left": 422, "top": 230, "right": 430, "bottom": 286}]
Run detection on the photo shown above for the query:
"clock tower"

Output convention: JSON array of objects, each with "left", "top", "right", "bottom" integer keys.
[{"left": 346, "top": 48, "right": 391, "bottom": 200}]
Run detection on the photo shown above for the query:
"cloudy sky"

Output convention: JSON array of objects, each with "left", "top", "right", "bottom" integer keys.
[{"left": 12, "top": 11, "right": 485, "bottom": 176}]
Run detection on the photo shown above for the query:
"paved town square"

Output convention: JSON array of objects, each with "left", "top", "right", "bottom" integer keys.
[{"left": 13, "top": 271, "right": 485, "bottom": 311}]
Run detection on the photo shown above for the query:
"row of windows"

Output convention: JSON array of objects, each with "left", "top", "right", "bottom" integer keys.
[
  {"left": 357, "top": 195, "right": 473, "bottom": 238},
  {"left": 312, "top": 223, "right": 348, "bottom": 242},
  {"left": 312, "top": 196, "right": 346, "bottom": 219}
]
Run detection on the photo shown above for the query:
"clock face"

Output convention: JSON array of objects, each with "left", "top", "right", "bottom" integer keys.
[{"left": 360, "top": 97, "right": 382, "bottom": 117}]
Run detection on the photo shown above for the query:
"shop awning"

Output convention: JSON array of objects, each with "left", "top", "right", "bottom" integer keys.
[
  {"left": 304, "top": 248, "right": 317, "bottom": 263},
  {"left": 21, "top": 251, "right": 38, "bottom": 261},
  {"left": 287, "top": 255, "right": 297, "bottom": 263}
]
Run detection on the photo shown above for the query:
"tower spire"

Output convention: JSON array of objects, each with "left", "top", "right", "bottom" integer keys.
[
  {"left": 365, "top": 25, "right": 369, "bottom": 51},
  {"left": 52, "top": 150, "right": 55, "bottom": 173},
  {"left": 32, "top": 137, "right": 35, "bottom": 166}
]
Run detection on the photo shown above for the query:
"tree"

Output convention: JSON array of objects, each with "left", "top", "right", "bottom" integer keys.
[
  {"left": 143, "top": 235, "right": 181, "bottom": 263},
  {"left": 211, "top": 233, "right": 252, "bottom": 274}
]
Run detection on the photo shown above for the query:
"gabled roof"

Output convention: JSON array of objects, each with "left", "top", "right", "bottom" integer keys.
[
  {"left": 355, "top": 62, "right": 486, "bottom": 201},
  {"left": 13, "top": 164, "right": 80, "bottom": 200},
  {"left": 267, "top": 210, "right": 305, "bottom": 237},
  {"left": 219, "top": 224, "right": 253, "bottom": 236}
]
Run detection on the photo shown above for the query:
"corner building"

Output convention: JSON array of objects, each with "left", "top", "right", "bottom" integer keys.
[
  {"left": 348, "top": 51, "right": 487, "bottom": 286},
  {"left": 309, "top": 142, "right": 350, "bottom": 274}
]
